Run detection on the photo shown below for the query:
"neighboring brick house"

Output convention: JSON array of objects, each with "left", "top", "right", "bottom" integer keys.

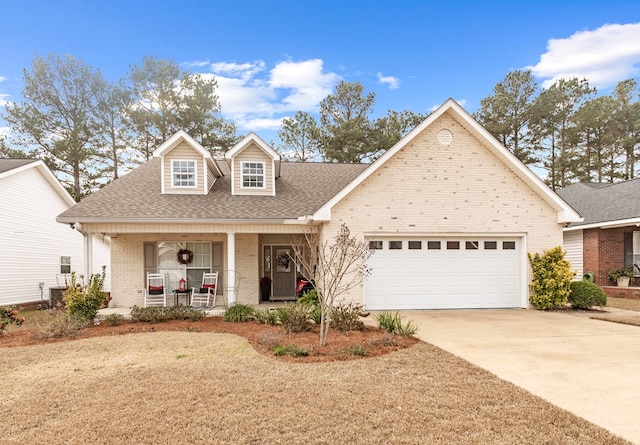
[
  {"left": 558, "top": 181, "right": 640, "bottom": 297},
  {"left": 57, "top": 99, "right": 580, "bottom": 310}
]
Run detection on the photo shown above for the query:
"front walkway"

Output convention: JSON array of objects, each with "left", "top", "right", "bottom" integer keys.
[{"left": 401, "top": 309, "right": 640, "bottom": 444}]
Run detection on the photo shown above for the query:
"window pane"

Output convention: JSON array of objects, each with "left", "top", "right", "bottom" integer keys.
[
  {"left": 484, "top": 241, "right": 497, "bottom": 250},
  {"left": 408, "top": 241, "right": 422, "bottom": 249},
  {"left": 465, "top": 241, "right": 479, "bottom": 250},
  {"left": 427, "top": 241, "right": 441, "bottom": 250},
  {"left": 242, "top": 162, "right": 265, "bottom": 188},
  {"left": 158, "top": 241, "right": 212, "bottom": 289},
  {"left": 368, "top": 241, "right": 383, "bottom": 250},
  {"left": 389, "top": 241, "right": 402, "bottom": 250},
  {"left": 447, "top": 241, "right": 460, "bottom": 250},
  {"left": 172, "top": 160, "right": 196, "bottom": 187},
  {"left": 503, "top": 241, "right": 516, "bottom": 250},
  {"left": 60, "top": 256, "right": 71, "bottom": 274}
]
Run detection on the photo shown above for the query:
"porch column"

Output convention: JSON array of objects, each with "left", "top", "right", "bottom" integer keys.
[{"left": 227, "top": 232, "right": 236, "bottom": 305}]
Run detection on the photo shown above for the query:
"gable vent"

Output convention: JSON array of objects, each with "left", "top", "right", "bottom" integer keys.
[{"left": 438, "top": 129, "right": 453, "bottom": 145}]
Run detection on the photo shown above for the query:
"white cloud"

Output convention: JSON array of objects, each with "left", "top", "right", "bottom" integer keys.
[
  {"left": 0, "top": 76, "right": 6, "bottom": 83},
  {"left": 0, "top": 126, "right": 10, "bottom": 138},
  {"left": 195, "top": 58, "right": 340, "bottom": 131},
  {"left": 528, "top": 23, "right": 640, "bottom": 89},
  {"left": 0, "top": 94, "right": 10, "bottom": 107},
  {"left": 377, "top": 72, "right": 399, "bottom": 89},
  {"left": 180, "top": 60, "right": 211, "bottom": 68}
]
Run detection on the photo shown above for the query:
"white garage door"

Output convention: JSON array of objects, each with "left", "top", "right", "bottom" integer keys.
[{"left": 364, "top": 237, "right": 523, "bottom": 310}]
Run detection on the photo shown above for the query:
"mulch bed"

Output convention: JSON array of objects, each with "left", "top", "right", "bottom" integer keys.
[{"left": 0, "top": 315, "right": 419, "bottom": 362}]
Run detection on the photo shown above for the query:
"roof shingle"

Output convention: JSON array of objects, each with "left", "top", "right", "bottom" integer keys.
[{"left": 58, "top": 158, "right": 369, "bottom": 222}]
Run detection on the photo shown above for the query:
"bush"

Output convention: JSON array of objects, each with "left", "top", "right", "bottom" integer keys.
[
  {"left": 253, "top": 308, "right": 279, "bottom": 325},
  {"left": 344, "top": 344, "right": 368, "bottom": 356},
  {"left": 223, "top": 304, "right": 255, "bottom": 322},
  {"left": 297, "top": 289, "right": 319, "bottom": 306},
  {"left": 276, "top": 304, "right": 313, "bottom": 333},
  {"left": 129, "top": 305, "right": 206, "bottom": 323},
  {"left": 297, "top": 290, "right": 322, "bottom": 324},
  {"left": 130, "top": 306, "right": 171, "bottom": 323},
  {"left": 64, "top": 267, "right": 107, "bottom": 323},
  {"left": 257, "top": 330, "right": 284, "bottom": 348},
  {"left": 30, "top": 310, "right": 85, "bottom": 339},
  {"left": 272, "top": 344, "right": 308, "bottom": 357},
  {"left": 0, "top": 306, "right": 25, "bottom": 335},
  {"left": 166, "top": 305, "right": 206, "bottom": 321},
  {"left": 103, "top": 313, "right": 125, "bottom": 326},
  {"left": 375, "top": 311, "right": 418, "bottom": 336},
  {"left": 330, "top": 302, "right": 368, "bottom": 331},
  {"left": 569, "top": 281, "right": 607, "bottom": 309},
  {"left": 528, "top": 246, "right": 575, "bottom": 310}
]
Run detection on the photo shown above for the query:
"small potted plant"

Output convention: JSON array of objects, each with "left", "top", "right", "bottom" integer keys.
[
  {"left": 608, "top": 266, "right": 635, "bottom": 287},
  {"left": 260, "top": 276, "right": 272, "bottom": 301}
]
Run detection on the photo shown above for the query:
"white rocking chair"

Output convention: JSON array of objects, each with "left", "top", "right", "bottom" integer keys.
[
  {"left": 191, "top": 272, "right": 218, "bottom": 307},
  {"left": 145, "top": 273, "right": 167, "bottom": 307}
]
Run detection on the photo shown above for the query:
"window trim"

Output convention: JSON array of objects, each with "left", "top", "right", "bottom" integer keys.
[
  {"left": 241, "top": 161, "right": 266, "bottom": 189},
  {"left": 171, "top": 159, "right": 197, "bottom": 188}
]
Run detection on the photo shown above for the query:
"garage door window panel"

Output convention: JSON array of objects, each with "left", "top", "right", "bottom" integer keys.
[
  {"left": 389, "top": 241, "right": 402, "bottom": 250},
  {"left": 427, "top": 241, "right": 441, "bottom": 250}
]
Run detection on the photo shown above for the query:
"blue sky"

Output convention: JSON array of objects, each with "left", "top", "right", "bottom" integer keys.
[{"left": 2, "top": 0, "right": 640, "bottom": 144}]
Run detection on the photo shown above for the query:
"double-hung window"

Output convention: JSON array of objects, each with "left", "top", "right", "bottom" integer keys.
[
  {"left": 172, "top": 160, "right": 196, "bottom": 188},
  {"left": 241, "top": 162, "right": 265, "bottom": 188}
]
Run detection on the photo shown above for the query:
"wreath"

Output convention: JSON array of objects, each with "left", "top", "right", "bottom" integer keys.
[
  {"left": 276, "top": 252, "right": 290, "bottom": 269},
  {"left": 177, "top": 249, "right": 194, "bottom": 265}
]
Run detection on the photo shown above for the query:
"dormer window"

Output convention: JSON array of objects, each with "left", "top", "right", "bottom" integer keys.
[
  {"left": 172, "top": 160, "right": 196, "bottom": 188},
  {"left": 241, "top": 162, "right": 265, "bottom": 188}
]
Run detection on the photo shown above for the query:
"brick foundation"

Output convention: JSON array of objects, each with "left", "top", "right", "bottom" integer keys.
[{"left": 603, "top": 285, "right": 640, "bottom": 299}]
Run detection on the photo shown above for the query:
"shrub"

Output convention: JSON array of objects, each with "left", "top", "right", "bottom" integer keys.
[
  {"left": 569, "top": 281, "right": 607, "bottom": 309},
  {"left": 376, "top": 311, "right": 418, "bottom": 336},
  {"left": 129, "top": 305, "right": 205, "bottom": 323},
  {"left": 297, "top": 290, "right": 322, "bottom": 324},
  {"left": 129, "top": 306, "right": 171, "bottom": 323},
  {"left": 528, "top": 246, "right": 575, "bottom": 310},
  {"left": 253, "top": 308, "right": 279, "bottom": 325},
  {"left": 166, "top": 305, "right": 206, "bottom": 321},
  {"left": 64, "top": 267, "right": 107, "bottom": 323},
  {"left": 257, "top": 330, "right": 283, "bottom": 348},
  {"left": 344, "top": 344, "right": 368, "bottom": 356},
  {"left": 223, "top": 304, "right": 255, "bottom": 322},
  {"left": 30, "top": 311, "right": 85, "bottom": 339},
  {"left": 297, "top": 289, "right": 319, "bottom": 306},
  {"left": 330, "top": 302, "right": 368, "bottom": 331},
  {"left": 0, "top": 306, "right": 25, "bottom": 335},
  {"left": 276, "top": 304, "right": 312, "bottom": 333},
  {"left": 272, "top": 344, "right": 308, "bottom": 357},
  {"left": 103, "top": 313, "right": 125, "bottom": 326}
]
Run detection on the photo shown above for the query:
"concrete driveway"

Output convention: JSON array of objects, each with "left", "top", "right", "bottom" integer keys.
[{"left": 400, "top": 309, "right": 640, "bottom": 444}]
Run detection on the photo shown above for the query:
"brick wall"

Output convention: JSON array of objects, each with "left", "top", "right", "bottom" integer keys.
[
  {"left": 583, "top": 226, "right": 637, "bottom": 288},
  {"left": 323, "top": 113, "right": 565, "bottom": 305}
]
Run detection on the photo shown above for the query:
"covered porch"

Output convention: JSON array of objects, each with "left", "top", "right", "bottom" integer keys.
[{"left": 80, "top": 222, "right": 317, "bottom": 308}]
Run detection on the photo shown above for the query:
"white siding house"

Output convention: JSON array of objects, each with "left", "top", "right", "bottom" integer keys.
[{"left": 0, "top": 160, "right": 110, "bottom": 308}]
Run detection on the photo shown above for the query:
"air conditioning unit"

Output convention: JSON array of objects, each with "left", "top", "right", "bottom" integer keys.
[{"left": 49, "top": 287, "right": 68, "bottom": 308}]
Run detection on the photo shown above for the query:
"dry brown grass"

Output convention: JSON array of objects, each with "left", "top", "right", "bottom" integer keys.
[
  {"left": 590, "top": 297, "right": 640, "bottom": 326},
  {"left": 0, "top": 331, "right": 631, "bottom": 444}
]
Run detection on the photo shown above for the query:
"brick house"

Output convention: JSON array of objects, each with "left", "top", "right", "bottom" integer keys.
[
  {"left": 57, "top": 99, "right": 580, "bottom": 310},
  {"left": 558, "top": 181, "right": 640, "bottom": 298}
]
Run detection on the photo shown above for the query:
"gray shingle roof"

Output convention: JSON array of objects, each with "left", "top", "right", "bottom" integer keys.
[
  {"left": 0, "top": 159, "right": 37, "bottom": 174},
  {"left": 58, "top": 158, "right": 369, "bottom": 222},
  {"left": 557, "top": 179, "right": 640, "bottom": 226}
]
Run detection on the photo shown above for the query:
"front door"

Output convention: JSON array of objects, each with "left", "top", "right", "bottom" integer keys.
[{"left": 271, "top": 246, "right": 296, "bottom": 299}]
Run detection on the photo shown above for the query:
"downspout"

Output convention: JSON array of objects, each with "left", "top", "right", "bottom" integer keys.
[{"left": 73, "top": 222, "right": 93, "bottom": 280}]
